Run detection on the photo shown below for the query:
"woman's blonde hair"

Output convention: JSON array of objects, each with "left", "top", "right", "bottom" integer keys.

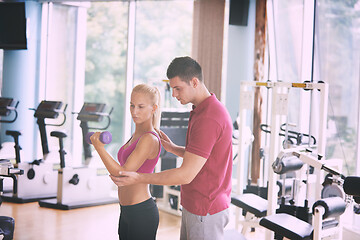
[{"left": 132, "top": 84, "right": 161, "bottom": 132}]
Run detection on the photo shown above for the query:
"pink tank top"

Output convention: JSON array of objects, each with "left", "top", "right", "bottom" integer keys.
[{"left": 117, "top": 131, "right": 161, "bottom": 173}]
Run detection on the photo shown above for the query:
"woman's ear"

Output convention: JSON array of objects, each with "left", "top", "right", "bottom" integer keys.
[{"left": 152, "top": 104, "right": 158, "bottom": 113}]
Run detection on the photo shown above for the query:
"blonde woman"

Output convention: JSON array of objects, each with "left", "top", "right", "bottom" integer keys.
[{"left": 90, "top": 83, "right": 161, "bottom": 240}]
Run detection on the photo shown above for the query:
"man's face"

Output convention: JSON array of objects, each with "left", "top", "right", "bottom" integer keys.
[{"left": 169, "top": 76, "right": 194, "bottom": 105}]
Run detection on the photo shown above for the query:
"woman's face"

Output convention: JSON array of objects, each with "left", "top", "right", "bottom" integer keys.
[{"left": 130, "top": 92, "right": 154, "bottom": 125}]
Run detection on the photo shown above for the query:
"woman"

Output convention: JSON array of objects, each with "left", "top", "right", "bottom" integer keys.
[{"left": 90, "top": 83, "right": 161, "bottom": 240}]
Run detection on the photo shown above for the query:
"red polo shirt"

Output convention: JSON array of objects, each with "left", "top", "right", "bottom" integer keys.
[{"left": 181, "top": 94, "right": 233, "bottom": 216}]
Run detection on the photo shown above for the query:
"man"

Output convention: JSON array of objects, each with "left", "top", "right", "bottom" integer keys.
[{"left": 111, "top": 56, "right": 233, "bottom": 240}]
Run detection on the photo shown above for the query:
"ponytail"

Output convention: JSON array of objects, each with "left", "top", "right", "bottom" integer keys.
[{"left": 152, "top": 87, "right": 161, "bottom": 132}]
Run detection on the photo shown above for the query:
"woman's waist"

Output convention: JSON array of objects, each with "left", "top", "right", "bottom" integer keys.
[
  {"left": 118, "top": 184, "right": 151, "bottom": 205},
  {"left": 120, "top": 197, "right": 157, "bottom": 213}
]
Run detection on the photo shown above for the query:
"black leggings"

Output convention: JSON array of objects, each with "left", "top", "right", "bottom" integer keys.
[{"left": 119, "top": 198, "right": 159, "bottom": 240}]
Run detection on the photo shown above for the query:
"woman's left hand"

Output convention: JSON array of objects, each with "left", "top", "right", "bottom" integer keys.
[{"left": 90, "top": 132, "right": 105, "bottom": 148}]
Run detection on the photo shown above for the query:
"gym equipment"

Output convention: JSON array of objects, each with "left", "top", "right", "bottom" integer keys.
[
  {"left": 85, "top": 131, "right": 112, "bottom": 145},
  {"left": 343, "top": 176, "right": 360, "bottom": 200},
  {"left": 76, "top": 102, "right": 113, "bottom": 164},
  {"left": 0, "top": 159, "right": 24, "bottom": 186},
  {"left": 1, "top": 100, "right": 67, "bottom": 203},
  {"left": 259, "top": 149, "right": 359, "bottom": 240},
  {"left": 0, "top": 216, "right": 14, "bottom": 240},
  {"left": 260, "top": 197, "right": 345, "bottom": 240},
  {"left": 260, "top": 123, "right": 316, "bottom": 150},
  {"left": 39, "top": 102, "right": 118, "bottom": 210},
  {"left": 0, "top": 98, "right": 21, "bottom": 193},
  {"left": 232, "top": 81, "right": 329, "bottom": 239},
  {"left": 237, "top": 123, "right": 315, "bottom": 202},
  {"left": 0, "top": 159, "right": 23, "bottom": 240},
  {"left": 0, "top": 98, "right": 20, "bottom": 162}
]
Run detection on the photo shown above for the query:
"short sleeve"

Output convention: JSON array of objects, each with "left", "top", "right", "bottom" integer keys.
[{"left": 185, "top": 118, "right": 221, "bottom": 159}]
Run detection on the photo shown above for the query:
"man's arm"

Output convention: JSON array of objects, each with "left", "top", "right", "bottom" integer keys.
[
  {"left": 110, "top": 151, "right": 207, "bottom": 186},
  {"left": 166, "top": 145, "right": 186, "bottom": 159},
  {"left": 159, "top": 130, "right": 186, "bottom": 158}
]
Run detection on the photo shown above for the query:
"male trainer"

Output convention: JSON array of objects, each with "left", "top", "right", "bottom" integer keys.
[{"left": 111, "top": 56, "right": 233, "bottom": 240}]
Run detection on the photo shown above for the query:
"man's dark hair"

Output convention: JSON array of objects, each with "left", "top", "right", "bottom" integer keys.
[{"left": 166, "top": 56, "right": 203, "bottom": 84}]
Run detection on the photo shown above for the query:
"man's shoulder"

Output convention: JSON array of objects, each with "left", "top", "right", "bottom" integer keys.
[{"left": 201, "top": 101, "right": 231, "bottom": 122}]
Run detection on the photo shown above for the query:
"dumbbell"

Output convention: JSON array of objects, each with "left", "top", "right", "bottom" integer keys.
[{"left": 86, "top": 131, "right": 112, "bottom": 144}]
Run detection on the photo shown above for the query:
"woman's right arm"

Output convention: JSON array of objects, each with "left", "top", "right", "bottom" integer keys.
[
  {"left": 91, "top": 132, "right": 123, "bottom": 176},
  {"left": 91, "top": 132, "right": 160, "bottom": 177}
]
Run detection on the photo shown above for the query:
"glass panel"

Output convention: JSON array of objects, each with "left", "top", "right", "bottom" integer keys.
[
  {"left": 46, "top": 4, "right": 77, "bottom": 155},
  {"left": 273, "top": 0, "right": 304, "bottom": 82},
  {"left": 272, "top": 0, "right": 304, "bottom": 141},
  {"left": 134, "top": 1, "right": 193, "bottom": 110},
  {"left": 85, "top": 1, "right": 129, "bottom": 158},
  {"left": 317, "top": 0, "right": 360, "bottom": 175},
  {"left": 0, "top": 50, "right": 3, "bottom": 91}
]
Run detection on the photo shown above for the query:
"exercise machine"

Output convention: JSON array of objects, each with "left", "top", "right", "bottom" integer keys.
[
  {"left": 231, "top": 81, "right": 329, "bottom": 238},
  {"left": 259, "top": 149, "right": 360, "bottom": 240},
  {"left": 0, "top": 98, "right": 21, "bottom": 193},
  {"left": 0, "top": 159, "right": 23, "bottom": 240},
  {"left": 39, "top": 102, "right": 118, "bottom": 210},
  {"left": 76, "top": 102, "right": 113, "bottom": 166},
  {"left": 1, "top": 100, "right": 67, "bottom": 203},
  {"left": 0, "top": 98, "right": 20, "bottom": 161}
]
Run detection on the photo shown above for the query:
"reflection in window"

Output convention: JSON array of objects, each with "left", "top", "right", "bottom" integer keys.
[
  {"left": 317, "top": 0, "right": 360, "bottom": 175},
  {"left": 273, "top": 0, "right": 304, "bottom": 82},
  {"left": 85, "top": 1, "right": 129, "bottom": 157},
  {"left": 45, "top": 4, "right": 77, "bottom": 155},
  {"left": 271, "top": 0, "right": 304, "bottom": 141},
  {"left": 134, "top": 1, "right": 193, "bottom": 110},
  {"left": 85, "top": 1, "right": 193, "bottom": 159},
  {"left": 0, "top": 50, "right": 3, "bottom": 90}
]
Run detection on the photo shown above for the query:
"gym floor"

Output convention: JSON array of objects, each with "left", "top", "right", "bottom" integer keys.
[{"left": 0, "top": 202, "right": 264, "bottom": 240}]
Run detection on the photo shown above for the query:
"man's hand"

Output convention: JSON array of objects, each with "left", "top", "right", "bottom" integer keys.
[
  {"left": 159, "top": 130, "right": 185, "bottom": 158},
  {"left": 159, "top": 130, "right": 173, "bottom": 153},
  {"left": 109, "top": 171, "right": 140, "bottom": 187}
]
